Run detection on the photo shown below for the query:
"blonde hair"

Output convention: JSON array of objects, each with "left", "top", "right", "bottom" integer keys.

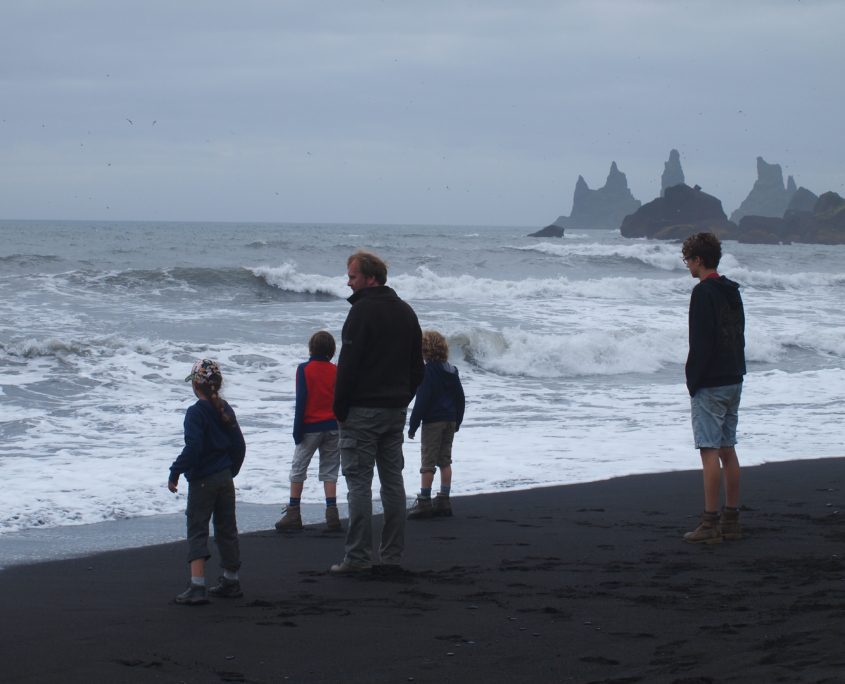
[{"left": 422, "top": 330, "right": 449, "bottom": 362}]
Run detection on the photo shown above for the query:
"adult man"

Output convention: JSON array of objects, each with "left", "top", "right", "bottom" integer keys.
[
  {"left": 330, "top": 250, "right": 424, "bottom": 573},
  {"left": 682, "top": 232, "right": 746, "bottom": 544}
]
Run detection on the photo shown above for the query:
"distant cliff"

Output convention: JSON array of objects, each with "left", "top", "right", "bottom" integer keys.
[
  {"left": 534, "top": 151, "right": 841, "bottom": 244},
  {"left": 549, "top": 162, "right": 641, "bottom": 230},
  {"left": 738, "top": 191, "right": 845, "bottom": 245},
  {"left": 730, "top": 157, "right": 797, "bottom": 223}
]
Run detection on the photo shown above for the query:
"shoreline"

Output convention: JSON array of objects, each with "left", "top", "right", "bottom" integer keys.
[
  {"left": 1, "top": 455, "right": 841, "bottom": 569},
  {"left": 2, "top": 456, "right": 844, "bottom": 682},
  {"left": 0, "top": 501, "right": 355, "bottom": 570}
]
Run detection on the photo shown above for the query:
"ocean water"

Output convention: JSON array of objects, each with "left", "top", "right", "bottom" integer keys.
[{"left": 1, "top": 220, "right": 843, "bottom": 555}]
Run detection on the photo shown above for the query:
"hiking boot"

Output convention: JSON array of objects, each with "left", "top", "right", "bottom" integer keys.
[
  {"left": 208, "top": 576, "right": 243, "bottom": 598},
  {"left": 432, "top": 493, "right": 453, "bottom": 517},
  {"left": 325, "top": 505, "right": 342, "bottom": 531},
  {"left": 329, "top": 561, "right": 370, "bottom": 575},
  {"left": 407, "top": 495, "right": 433, "bottom": 520},
  {"left": 274, "top": 506, "right": 303, "bottom": 531},
  {"left": 720, "top": 507, "right": 743, "bottom": 540},
  {"left": 174, "top": 584, "right": 209, "bottom": 605},
  {"left": 683, "top": 511, "right": 723, "bottom": 544}
]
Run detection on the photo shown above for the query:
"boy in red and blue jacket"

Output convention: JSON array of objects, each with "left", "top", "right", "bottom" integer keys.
[{"left": 275, "top": 331, "right": 341, "bottom": 532}]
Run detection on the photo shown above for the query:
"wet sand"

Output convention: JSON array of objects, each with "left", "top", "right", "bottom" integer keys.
[{"left": 2, "top": 457, "right": 844, "bottom": 683}]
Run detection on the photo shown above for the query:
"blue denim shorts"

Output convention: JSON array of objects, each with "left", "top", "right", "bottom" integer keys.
[{"left": 690, "top": 383, "right": 742, "bottom": 449}]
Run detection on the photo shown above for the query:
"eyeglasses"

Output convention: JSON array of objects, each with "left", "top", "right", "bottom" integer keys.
[{"left": 682, "top": 256, "right": 694, "bottom": 265}]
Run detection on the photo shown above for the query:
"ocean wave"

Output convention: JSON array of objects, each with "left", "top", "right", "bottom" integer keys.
[
  {"left": 448, "top": 320, "right": 844, "bottom": 378},
  {"left": 0, "top": 253, "right": 64, "bottom": 269},
  {"left": 45, "top": 265, "right": 339, "bottom": 302},
  {"left": 726, "top": 266, "right": 845, "bottom": 291},
  {"left": 0, "top": 334, "right": 141, "bottom": 360},
  {"left": 390, "top": 266, "right": 688, "bottom": 302},
  {"left": 250, "top": 263, "right": 346, "bottom": 297},
  {"left": 449, "top": 326, "right": 685, "bottom": 378},
  {"left": 514, "top": 241, "right": 686, "bottom": 272}
]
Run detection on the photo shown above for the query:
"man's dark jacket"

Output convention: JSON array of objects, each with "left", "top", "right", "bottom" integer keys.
[
  {"left": 685, "top": 275, "right": 746, "bottom": 397},
  {"left": 333, "top": 285, "right": 424, "bottom": 422}
]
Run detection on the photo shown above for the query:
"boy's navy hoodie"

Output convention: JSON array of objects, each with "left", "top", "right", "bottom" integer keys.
[
  {"left": 169, "top": 400, "right": 246, "bottom": 483},
  {"left": 408, "top": 361, "right": 466, "bottom": 436},
  {"left": 685, "top": 275, "right": 746, "bottom": 397}
]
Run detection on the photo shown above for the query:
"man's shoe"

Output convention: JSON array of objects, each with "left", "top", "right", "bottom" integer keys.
[
  {"left": 683, "top": 511, "right": 723, "bottom": 544},
  {"left": 432, "top": 493, "right": 452, "bottom": 517},
  {"left": 325, "top": 505, "right": 342, "bottom": 532},
  {"left": 174, "top": 584, "right": 209, "bottom": 605},
  {"left": 208, "top": 576, "right": 243, "bottom": 598},
  {"left": 274, "top": 506, "right": 303, "bottom": 531},
  {"left": 720, "top": 507, "right": 743, "bottom": 540},
  {"left": 328, "top": 561, "right": 370, "bottom": 575},
  {"left": 407, "top": 495, "right": 433, "bottom": 520}
]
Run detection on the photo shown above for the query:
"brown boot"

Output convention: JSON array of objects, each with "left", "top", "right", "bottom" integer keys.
[
  {"left": 432, "top": 493, "right": 452, "bottom": 517},
  {"left": 407, "top": 496, "right": 433, "bottom": 520},
  {"left": 274, "top": 506, "right": 303, "bottom": 531},
  {"left": 683, "top": 511, "right": 722, "bottom": 544},
  {"left": 325, "top": 505, "right": 342, "bottom": 532},
  {"left": 719, "top": 507, "right": 743, "bottom": 540}
]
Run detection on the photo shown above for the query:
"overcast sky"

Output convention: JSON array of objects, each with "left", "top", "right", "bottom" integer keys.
[{"left": 2, "top": 1, "right": 843, "bottom": 226}]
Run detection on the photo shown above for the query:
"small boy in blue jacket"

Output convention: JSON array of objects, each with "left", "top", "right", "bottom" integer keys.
[{"left": 407, "top": 330, "right": 465, "bottom": 519}]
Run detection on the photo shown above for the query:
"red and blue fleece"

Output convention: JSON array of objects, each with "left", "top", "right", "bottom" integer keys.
[{"left": 293, "top": 356, "right": 338, "bottom": 444}]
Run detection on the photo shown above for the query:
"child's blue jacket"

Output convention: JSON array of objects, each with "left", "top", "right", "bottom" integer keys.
[
  {"left": 408, "top": 361, "right": 465, "bottom": 436},
  {"left": 169, "top": 399, "right": 246, "bottom": 483}
]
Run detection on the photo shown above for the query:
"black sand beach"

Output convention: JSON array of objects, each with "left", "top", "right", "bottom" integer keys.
[{"left": 3, "top": 458, "right": 844, "bottom": 683}]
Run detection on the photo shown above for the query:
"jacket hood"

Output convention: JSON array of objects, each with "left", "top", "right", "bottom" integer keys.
[
  {"left": 431, "top": 360, "right": 461, "bottom": 385},
  {"left": 705, "top": 275, "right": 742, "bottom": 302}
]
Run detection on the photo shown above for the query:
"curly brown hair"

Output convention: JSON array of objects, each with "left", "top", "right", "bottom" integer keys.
[
  {"left": 422, "top": 330, "right": 449, "bottom": 362},
  {"left": 681, "top": 232, "right": 722, "bottom": 269}
]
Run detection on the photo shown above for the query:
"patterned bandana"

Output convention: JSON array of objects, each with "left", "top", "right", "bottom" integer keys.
[{"left": 184, "top": 359, "right": 222, "bottom": 384}]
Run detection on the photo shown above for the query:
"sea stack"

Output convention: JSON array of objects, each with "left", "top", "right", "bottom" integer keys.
[
  {"left": 661, "top": 149, "right": 685, "bottom": 196},
  {"left": 730, "top": 157, "right": 797, "bottom": 223},
  {"left": 545, "top": 162, "right": 641, "bottom": 230}
]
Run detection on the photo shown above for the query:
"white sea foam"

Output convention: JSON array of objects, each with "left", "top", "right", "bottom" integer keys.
[
  {"left": 515, "top": 240, "right": 687, "bottom": 271},
  {"left": 250, "top": 263, "right": 346, "bottom": 297},
  {"left": 451, "top": 326, "right": 685, "bottom": 378}
]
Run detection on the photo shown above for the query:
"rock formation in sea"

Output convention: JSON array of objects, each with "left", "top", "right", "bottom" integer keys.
[
  {"left": 737, "top": 191, "right": 845, "bottom": 245},
  {"left": 786, "top": 186, "right": 819, "bottom": 213},
  {"left": 620, "top": 184, "right": 736, "bottom": 240},
  {"left": 546, "top": 162, "right": 641, "bottom": 230},
  {"left": 661, "top": 149, "right": 685, "bottom": 196},
  {"left": 730, "top": 157, "right": 797, "bottom": 223},
  {"left": 528, "top": 224, "right": 565, "bottom": 238}
]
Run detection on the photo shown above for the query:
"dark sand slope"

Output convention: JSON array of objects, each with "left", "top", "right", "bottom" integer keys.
[{"left": 2, "top": 458, "right": 844, "bottom": 683}]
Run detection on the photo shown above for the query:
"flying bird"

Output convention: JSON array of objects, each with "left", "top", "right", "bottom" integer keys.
[{"left": 126, "top": 118, "right": 134, "bottom": 125}]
